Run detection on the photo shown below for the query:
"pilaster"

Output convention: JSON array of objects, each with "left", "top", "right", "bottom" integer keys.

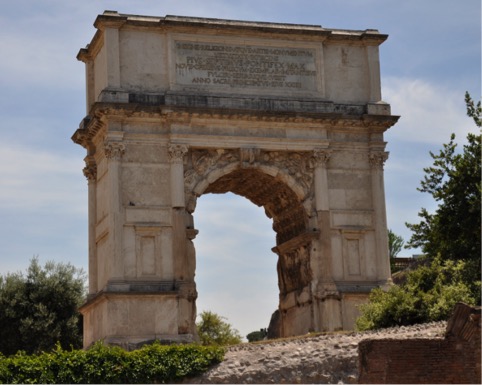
[
  {"left": 168, "top": 143, "right": 189, "bottom": 208},
  {"left": 104, "top": 27, "right": 121, "bottom": 89},
  {"left": 104, "top": 140, "right": 125, "bottom": 280},
  {"left": 369, "top": 151, "right": 391, "bottom": 283},
  {"left": 312, "top": 148, "right": 342, "bottom": 332},
  {"left": 83, "top": 156, "right": 98, "bottom": 295}
]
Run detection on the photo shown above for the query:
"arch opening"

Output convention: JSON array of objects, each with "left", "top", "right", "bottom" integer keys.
[
  {"left": 191, "top": 167, "right": 315, "bottom": 338},
  {"left": 201, "top": 168, "right": 308, "bottom": 246},
  {"left": 194, "top": 192, "right": 278, "bottom": 339}
]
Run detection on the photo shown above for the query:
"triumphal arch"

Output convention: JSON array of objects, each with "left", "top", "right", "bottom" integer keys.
[{"left": 73, "top": 11, "right": 399, "bottom": 348}]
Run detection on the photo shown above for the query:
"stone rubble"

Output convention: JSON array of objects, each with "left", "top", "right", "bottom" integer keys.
[{"left": 184, "top": 321, "right": 446, "bottom": 384}]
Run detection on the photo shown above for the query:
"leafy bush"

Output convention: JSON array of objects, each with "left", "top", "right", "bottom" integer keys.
[
  {"left": 196, "top": 311, "right": 242, "bottom": 346},
  {"left": 246, "top": 329, "right": 267, "bottom": 342},
  {"left": 0, "top": 258, "right": 86, "bottom": 355},
  {"left": 356, "top": 257, "right": 477, "bottom": 331},
  {"left": 0, "top": 342, "right": 224, "bottom": 384}
]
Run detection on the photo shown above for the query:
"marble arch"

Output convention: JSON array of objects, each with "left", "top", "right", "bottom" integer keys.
[{"left": 73, "top": 11, "right": 399, "bottom": 348}]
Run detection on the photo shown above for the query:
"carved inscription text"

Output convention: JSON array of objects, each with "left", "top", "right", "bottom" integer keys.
[{"left": 175, "top": 41, "right": 318, "bottom": 91}]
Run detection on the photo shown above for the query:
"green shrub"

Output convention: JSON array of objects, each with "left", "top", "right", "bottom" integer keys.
[
  {"left": 0, "top": 341, "right": 224, "bottom": 384},
  {"left": 196, "top": 311, "right": 242, "bottom": 346},
  {"left": 356, "top": 256, "right": 477, "bottom": 331}
]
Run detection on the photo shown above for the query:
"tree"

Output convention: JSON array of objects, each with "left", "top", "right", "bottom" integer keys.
[
  {"left": 388, "top": 229, "right": 404, "bottom": 259},
  {"left": 388, "top": 229, "right": 405, "bottom": 259},
  {"left": 246, "top": 328, "right": 267, "bottom": 342},
  {"left": 0, "top": 258, "right": 86, "bottom": 355},
  {"left": 406, "top": 92, "right": 481, "bottom": 284},
  {"left": 196, "top": 311, "right": 242, "bottom": 346},
  {"left": 388, "top": 229, "right": 405, "bottom": 273}
]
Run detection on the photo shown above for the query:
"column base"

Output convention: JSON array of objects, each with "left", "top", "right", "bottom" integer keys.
[{"left": 80, "top": 287, "right": 197, "bottom": 349}]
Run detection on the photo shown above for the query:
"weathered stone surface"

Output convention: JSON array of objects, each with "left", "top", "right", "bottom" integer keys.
[
  {"left": 73, "top": 11, "right": 399, "bottom": 348},
  {"left": 182, "top": 322, "right": 446, "bottom": 384}
]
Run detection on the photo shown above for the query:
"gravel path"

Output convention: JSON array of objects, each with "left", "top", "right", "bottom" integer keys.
[{"left": 184, "top": 322, "right": 446, "bottom": 384}]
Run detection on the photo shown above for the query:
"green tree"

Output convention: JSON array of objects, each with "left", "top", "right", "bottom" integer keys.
[
  {"left": 388, "top": 229, "right": 404, "bottom": 259},
  {"left": 388, "top": 229, "right": 405, "bottom": 273},
  {"left": 406, "top": 92, "right": 481, "bottom": 284},
  {"left": 0, "top": 257, "right": 86, "bottom": 355},
  {"left": 196, "top": 311, "right": 242, "bottom": 346},
  {"left": 388, "top": 229, "right": 405, "bottom": 259},
  {"left": 246, "top": 328, "right": 267, "bottom": 342}
]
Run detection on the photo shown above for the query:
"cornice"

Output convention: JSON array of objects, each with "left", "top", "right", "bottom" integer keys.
[
  {"left": 71, "top": 101, "right": 399, "bottom": 148},
  {"left": 77, "top": 30, "right": 103, "bottom": 62},
  {"left": 79, "top": 11, "right": 388, "bottom": 61}
]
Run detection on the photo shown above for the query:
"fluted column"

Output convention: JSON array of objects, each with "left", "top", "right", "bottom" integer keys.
[
  {"left": 104, "top": 141, "right": 125, "bottom": 280},
  {"left": 168, "top": 143, "right": 189, "bottom": 282},
  {"left": 313, "top": 148, "right": 333, "bottom": 283},
  {"left": 83, "top": 156, "right": 97, "bottom": 295},
  {"left": 168, "top": 144, "right": 189, "bottom": 208},
  {"left": 369, "top": 151, "right": 391, "bottom": 282},
  {"left": 312, "top": 148, "right": 341, "bottom": 331}
]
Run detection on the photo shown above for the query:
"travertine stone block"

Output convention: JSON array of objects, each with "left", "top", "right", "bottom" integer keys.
[{"left": 73, "top": 11, "right": 399, "bottom": 348}]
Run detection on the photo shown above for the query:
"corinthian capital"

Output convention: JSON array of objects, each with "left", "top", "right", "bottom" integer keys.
[
  {"left": 168, "top": 143, "right": 188, "bottom": 162},
  {"left": 104, "top": 142, "right": 125, "bottom": 160},
  {"left": 313, "top": 148, "right": 331, "bottom": 167},
  {"left": 83, "top": 160, "right": 97, "bottom": 181},
  {"left": 368, "top": 151, "right": 389, "bottom": 169}
]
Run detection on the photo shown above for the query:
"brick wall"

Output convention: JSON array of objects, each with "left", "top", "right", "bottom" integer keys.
[{"left": 358, "top": 303, "right": 481, "bottom": 384}]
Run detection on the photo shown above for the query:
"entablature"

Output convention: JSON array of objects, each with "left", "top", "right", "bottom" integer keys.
[{"left": 72, "top": 96, "right": 399, "bottom": 149}]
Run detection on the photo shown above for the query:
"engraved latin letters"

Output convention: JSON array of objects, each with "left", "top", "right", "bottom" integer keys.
[{"left": 175, "top": 41, "right": 318, "bottom": 91}]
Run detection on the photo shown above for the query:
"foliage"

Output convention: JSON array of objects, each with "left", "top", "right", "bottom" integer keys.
[
  {"left": 405, "top": 92, "right": 481, "bottom": 285},
  {"left": 0, "top": 341, "right": 224, "bottom": 384},
  {"left": 356, "top": 256, "right": 478, "bottom": 331},
  {"left": 388, "top": 229, "right": 405, "bottom": 273},
  {"left": 388, "top": 229, "right": 404, "bottom": 259},
  {"left": 196, "top": 311, "right": 242, "bottom": 346},
  {"left": 246, "top": 328, "right": 267, "bottom": 342},
  {"left": 0, "top": 258, "right": 86, "bottom": 356}
]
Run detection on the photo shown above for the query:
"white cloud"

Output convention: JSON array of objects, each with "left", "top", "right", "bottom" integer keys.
[
  {"left": 0, "top": 142, "right": 86, "bottom": 214},
  {"left": 383, "top": 77, "right": 473, "bottom": 145}
]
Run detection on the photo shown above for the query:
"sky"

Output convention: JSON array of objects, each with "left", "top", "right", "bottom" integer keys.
[{"left": 0, "top": 0, "right": 480, "bottom": 340}]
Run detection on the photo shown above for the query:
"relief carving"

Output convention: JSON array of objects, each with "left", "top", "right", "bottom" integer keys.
[
  {"left": 83, "top": 159, "right": 97, "bottom": 181},
  {"left": 240, "top": 148, "right": 261, "bottom": 167},
  {"left": 277, "top": 244, "right": 312, "bottom": 295},
  {"left": 262, "top": 151, "right": 314, "bottom": 193},
  {"left": 184, "top": 148, "right": 314, "bottom": 201}
]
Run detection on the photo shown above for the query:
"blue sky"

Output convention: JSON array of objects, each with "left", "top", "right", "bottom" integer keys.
[{"left": 0, "top": 0, "right": 480, "bottom": 339}]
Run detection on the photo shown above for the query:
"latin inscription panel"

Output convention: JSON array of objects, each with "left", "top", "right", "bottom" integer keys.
[{"left": 174, "top": 41, "right": 319, "bottom": 93}]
